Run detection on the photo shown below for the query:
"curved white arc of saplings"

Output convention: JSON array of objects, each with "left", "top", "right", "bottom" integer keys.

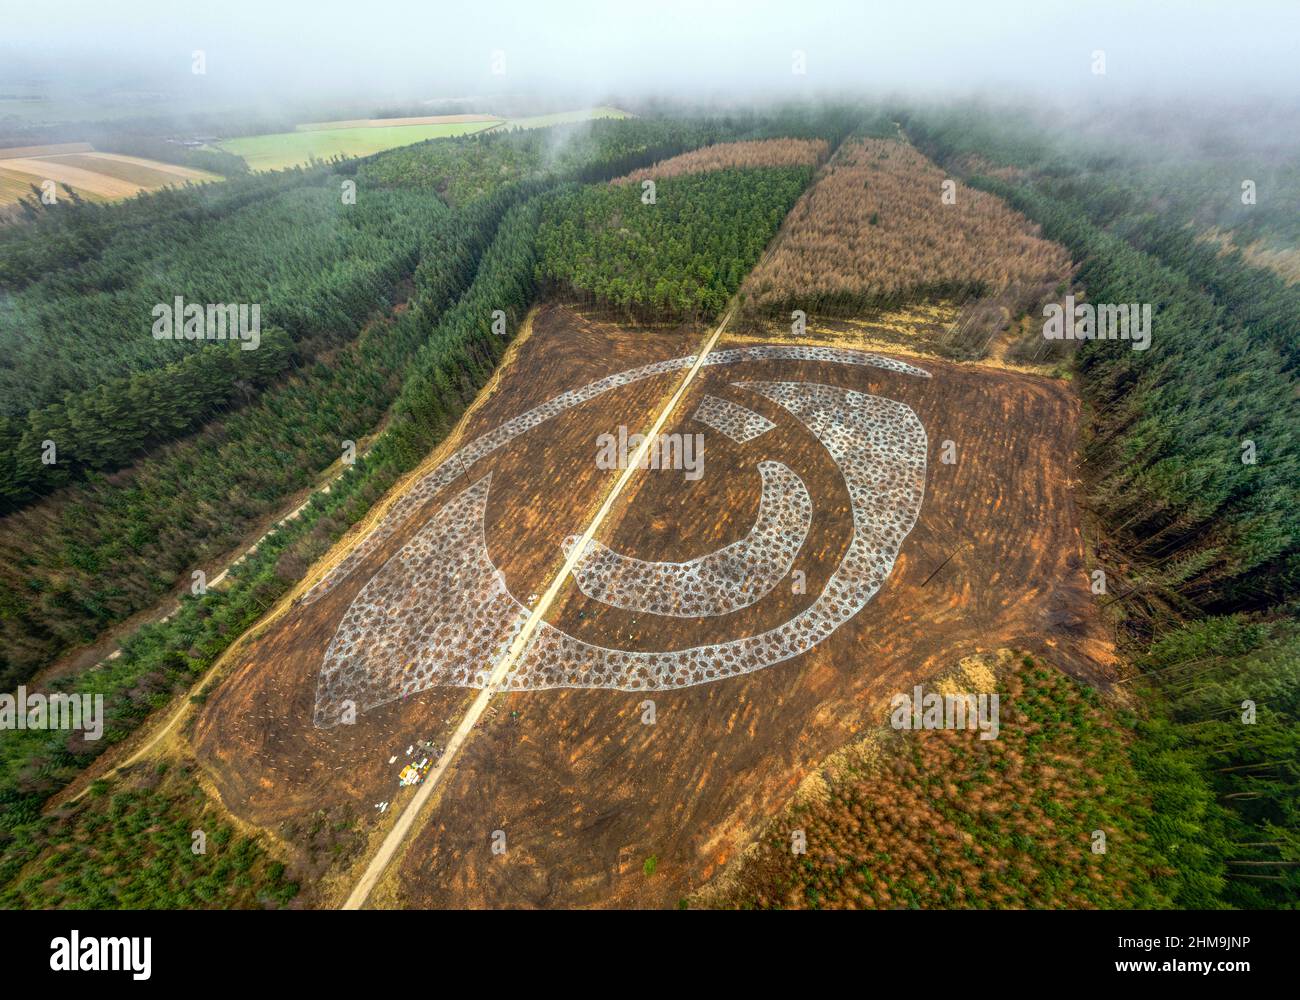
[
  {"left": 311, "top": 382, "right": 927, "bottom": 723},
  {"left": 312, "top": 473, "right": 528, "bottom": 728},
  {"left": 561, "top": 460, "right": 812, "bottom": 618},
  {"left": 703, "top": 345, "right": 932, "bottom": 379},
  {"left": 498, "top": 383, "right": 927, "bottom": 691},
  {"left": 301, "top": 347, "right": 929, "bottom": 607},
  {"left": 692, "top": 393, "right": 775, "bottom": 443}
]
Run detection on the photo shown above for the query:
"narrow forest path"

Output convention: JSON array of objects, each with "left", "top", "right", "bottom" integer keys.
[
  {"left": 339, "top": 142, "right": 837, "bottom": 908},
  {"left": 342, "top": 305, "right": 735, "bottom": 909}
]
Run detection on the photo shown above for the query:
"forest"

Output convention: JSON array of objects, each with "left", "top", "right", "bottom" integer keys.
[
  {"left": 536, "top": 162, "right": 814, "bottom": 322},
  {"left": 699, "top": 654, "right": 1172, "bottom": 909},
  {"left": 1, "top": 764, "right": 300, "bottom": 908},
  {"left": 905, "top": 107, "right": 1300, "bottom": 907}
]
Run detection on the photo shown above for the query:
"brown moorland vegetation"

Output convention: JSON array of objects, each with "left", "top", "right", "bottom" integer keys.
[
  {"left": 739, "top": 138, "right": 1072, "bottom": 330},
  {"left": 611, "top": 138, "right": 829, "bottom": 185}
]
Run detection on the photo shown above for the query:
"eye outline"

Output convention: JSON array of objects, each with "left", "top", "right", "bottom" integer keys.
[{"left": 312, "top": 353, "right": 929, "bottom": 727}]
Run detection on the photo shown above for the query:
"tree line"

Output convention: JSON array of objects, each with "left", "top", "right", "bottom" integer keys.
[
  {"left": 536, "top": 165, "right": 814, "bottom": 323},
  {"left": 907, "top": 107, "right": 1299, "bottom": 908}
]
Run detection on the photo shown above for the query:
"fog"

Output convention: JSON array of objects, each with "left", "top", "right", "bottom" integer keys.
[{"left": 2, "top": 0, "right": 1297, "bottom": 118}]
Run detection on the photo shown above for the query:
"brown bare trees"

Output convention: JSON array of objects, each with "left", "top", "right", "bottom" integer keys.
[
  {"left": 611, "top": 138, "right": 828, "bottom": 185},
  {"left": 740, "top": 139, "right": 1071, "bottom": 321}
]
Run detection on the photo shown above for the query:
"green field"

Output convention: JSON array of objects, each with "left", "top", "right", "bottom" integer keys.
[
  {"left": 218, "top": 107, "right": 633, "bottom": 172},
  {"left": 492, "top": 106, "right": 631, "bottom": 130},
  {"left": 217, "top": 121, "right": 499, "bottom": 171}
]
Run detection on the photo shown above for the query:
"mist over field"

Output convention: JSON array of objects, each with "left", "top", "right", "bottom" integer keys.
[{"left": 3, "top": 0, "right": 1298, "bottom": 115}]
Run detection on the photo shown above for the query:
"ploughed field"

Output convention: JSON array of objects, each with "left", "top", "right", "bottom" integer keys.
[
  {"left": 0, "top": 143, "right": 218, "bottom": 205},
  {"left": 193, "top": 300, "right": 1113, "bottom": 907}
]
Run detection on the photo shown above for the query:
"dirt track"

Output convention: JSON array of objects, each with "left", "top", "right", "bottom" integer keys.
[{"left": 193, "top": 301, "right": 1114, "bottom": 907}]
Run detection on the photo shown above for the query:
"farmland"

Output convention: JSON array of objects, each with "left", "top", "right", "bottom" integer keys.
[
  {"left": 298, "top": 113, "right": 502, "bottom": 131},
  {"left": 0, "top": 142, "right": 218, "bottom": 206},
  {"left": 217, "top": 107, "right": 633, "bottom": 172},
  {"left": 216, "top": 121, "right": 501, "bottom": 171}
]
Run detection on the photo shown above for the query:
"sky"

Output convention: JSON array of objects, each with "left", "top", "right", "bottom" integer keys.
[{"left": 1, "top": 0, "right": 1297, "bottom": 111}]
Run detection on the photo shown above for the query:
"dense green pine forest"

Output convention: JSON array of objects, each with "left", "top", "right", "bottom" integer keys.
[
  {"left": 905, "top": 107, "right": 1300, "bottom": 907},
  {"left": 0, "top": 176, "right": 445, "bottom": 505},
  {"left": 535, "top": 166, "right": 815, "bottom": 322}
]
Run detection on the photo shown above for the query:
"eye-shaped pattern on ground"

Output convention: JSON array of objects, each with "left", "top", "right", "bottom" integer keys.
[{"left": 311, "top": 350, "right": 930, "bottom": 728}]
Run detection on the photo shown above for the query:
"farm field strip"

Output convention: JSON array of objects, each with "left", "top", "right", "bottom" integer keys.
[
  {"left": 0, "top": 167, "right": 40, "bottom": 202},
  {"left": 298, "top": 114, "right": 502, "bottom": 131},
  {"left": 42, "top": 151, "right": 213, "bottom": 185},
  {"left": 0, "top": 156, "right": 145, "bottom": 197},
  {"left": 0, "top": 148, "right": 218, "bottom": 204},
  {"left": 219, "top": 109, "right": 630, "bottom": 172},
  {"left": 217, "top": 121, "right": 502, "bottom": 171},
  {"left": 0, "top": 141, "right": 94, "bottom": 158}
]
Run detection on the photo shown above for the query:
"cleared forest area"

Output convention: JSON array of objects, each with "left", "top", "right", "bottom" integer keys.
[{"left": 611, "top": 138, "right": 829, "bottom": 184}]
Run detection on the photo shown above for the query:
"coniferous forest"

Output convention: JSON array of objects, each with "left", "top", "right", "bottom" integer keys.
[{"left": 904, "top": 107, "right": 1300, "bottom": 907}]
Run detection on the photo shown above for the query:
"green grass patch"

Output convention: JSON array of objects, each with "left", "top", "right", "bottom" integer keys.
[{"left": 219, "top": 121, "right": 499, "bottom": 171}]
